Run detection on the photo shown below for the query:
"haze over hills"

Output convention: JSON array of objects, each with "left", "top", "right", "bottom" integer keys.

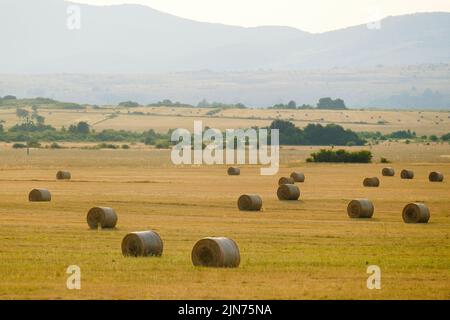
[
  {"left": 0, "top": 0, "right": 449, "bottom": 108},
  {"left": 1, "top": 0, "right": 450, "bottom": 73}
]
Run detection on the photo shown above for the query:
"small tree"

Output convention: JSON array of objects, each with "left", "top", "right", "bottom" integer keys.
[
  {"left": 69, "top": 121, "right": 90, "bottom": 134},
  {"left": 429, "top": 135, "right": 439, "bottom": 142},
  {"left": 317, "top": 97, "right": 347, "bottom": 110},
  {"left": 287, "top": 100, "right": 297, "bottom": 109},
  {"left": 118, "top": 101, "right": 139, "bottom": 108},
  {"left": 197, "top": 99, "right": 209, "bottom": 108},
  {"left": 16, "top": 108, "right": 29, "bottom": 119}
]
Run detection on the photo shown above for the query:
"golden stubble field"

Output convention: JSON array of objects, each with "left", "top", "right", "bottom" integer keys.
[
  {"left": 1, "top": 106, "right": 450, "bottom": 135},
  {"left": 0, "top": 144, "right": 449, "bottom": 299}
]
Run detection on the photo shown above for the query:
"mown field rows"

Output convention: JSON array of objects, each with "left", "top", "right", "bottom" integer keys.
[
  {"left": 1, "top": 107, "right": 450, "bottom": 135},
  {"left": 0, "top": 146, "right": 449, "bottom": 299}
]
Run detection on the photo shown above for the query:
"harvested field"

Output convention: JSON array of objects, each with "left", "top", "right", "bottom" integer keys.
[{"left": 0, "top": 145, "right": 449, "bottom": 299}]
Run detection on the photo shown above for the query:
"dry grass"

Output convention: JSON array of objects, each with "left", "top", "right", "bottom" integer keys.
[
  {"left": 1, "top": 107, "right": 449, "bottom": 135},
  {"left": 0, "top": 144, "right": 449, "bottom": 299}
]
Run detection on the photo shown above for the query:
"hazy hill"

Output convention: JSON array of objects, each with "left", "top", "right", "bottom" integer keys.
[{"left": 0, "top": 0, "right": 449, "bottom": 73}]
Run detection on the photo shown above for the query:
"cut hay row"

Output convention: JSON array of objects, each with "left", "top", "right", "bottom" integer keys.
[
  {"left": 28, "top": 189, "right": 51, "bottom": 202},
  {"left": 56, "top": 170, "right": 71, "bottom": 180},
  {"left": 290, "top": 172, "right": 305, "bottom": 182},
  {"left": 402, "top": 203, "right": 430, "bottom": 223},
  {"left": 347, "top": 199, "right": 374, "bottom": 218},
  {"left": 87, "top": 207, "right": 117, "bottom": 229},
  {"left": 363, "top": 177, "right": 380, "bottom": 187},
  {"left": 400, "top": 169, "right": 414, "bottom": 179},
  {"left": 382, "top": 168, "right": 444, "bottom": 182},
  {"left": 277, "top": 184, "right": 300, "bottom": 200},
  {"left": 237, "top": 194, "right": 262, "bottom": 211},
  {"left": 346, "top": 199, "right": 430, "bottom": 223},
  {"left": 120, "top": 231, "right": 241, "bottom": 268},
  {"left": 381, "top": 167, "right": 395, "bottom": 176},
  {"left": 227, "top": 167, "right": 240, "bottom": 175},
  {"left": 278, "top": 177, "right": 295, "bottom": 185},
  {"left": 429, "top": 171, "right": 444, "bottom": 182},
  {"left": 20, "top": 163, "right": 440, "bottom": 273},
  {"left": 121, "top": 231, "right": 164, "bottom": 257},
  {"left": 191, "top": 237, "right": 240, "bottom": 268}
]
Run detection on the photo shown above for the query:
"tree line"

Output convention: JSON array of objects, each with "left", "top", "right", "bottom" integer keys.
[{"left": 269, "top": 97, "right": 347, "bottom": 110}]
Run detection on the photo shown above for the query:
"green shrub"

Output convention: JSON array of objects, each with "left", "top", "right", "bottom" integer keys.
[
  {"left": 155, "top": 140, "right": 170, "bottom": 149},
  {"left": 441, "top": 132, "right": 450, "bottom": 141},
  {"left": 12, "top": 143, "right": 26, "bottom": 149},
  {"left": 309, "top": 149, "right": 372, "bottom": 163},
  {"left": 50, "top": 142, "right": 63, "bottom": 149},
  {"left": 268, "top": 120, "right": 365, "bottom": 146},
  {"left": 97, "top": 143, "right": 118, "bottom": 149},
  {"left": 27, "top": 140, "right": 41, "bottom": 148},
  {"left": 388, "top": 130, "right": 416, "bottom": 139},
  {"left": 118, "top": 101, "right": 139, "bottom": 108}
]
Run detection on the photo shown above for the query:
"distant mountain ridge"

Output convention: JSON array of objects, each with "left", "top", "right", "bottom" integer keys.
[{"left": 0, "top": 0, "right": 449, "bottom": 73}]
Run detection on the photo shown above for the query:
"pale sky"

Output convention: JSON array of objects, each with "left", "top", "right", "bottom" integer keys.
[{"left": 73, "top": 0, "right": 450, "bottom": 33}]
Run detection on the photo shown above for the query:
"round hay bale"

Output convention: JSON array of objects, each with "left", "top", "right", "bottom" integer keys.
[
  {"left": 87, "top": 207, "right": 117, "bottom": 229},
  {"left": 363, "top": 177, "right": 380, "bottom": 187},
  {"left": 278, "top": 177, "right": 295, "bottom": 185},
  {"left": 277, "top": 184, "right": 300, "bottom": 200},
  {"left": 227, "top": 167, "right": 240, "bottom": 176},
  {"left": 347, "top": 199, "right": 374, "bottom": 218},
  {"left": 429, "top": 171, "right": 444, "bottom": 182},
  {"left": 381, "top": 167, "right": 395, "bottom": 176},
  {"left": 121, "top": 231, "right": 163, "bottom": 257},
  {"left": 402, "top": 203, "right": 430, "bottom": 223},
  {"left": 28, "top": 189, "right": 51, "bottom": 202},
  {"left": 401, "top": 169, "right": 414, "bottom": 179},
  {"left": 290, "top": 172, "right": 305, "bottom": 182},
  {"left": 56, "top": 171, "right": 71, "bottom": 180},
  {"left": 237, "top": 194, "right": 262, "bottom": 211},
  {"left": 191, "top": 237, "right": 240, "bottom": 268}
]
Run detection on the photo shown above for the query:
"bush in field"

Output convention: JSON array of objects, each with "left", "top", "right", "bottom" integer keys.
[
  {"left": 12, "top": 143, "right": 26, "bottom": 149},
  {"left": 442, "top": 132, "right": 450, "bottom": 141},
  {"left": 27, "top": 140, "right": 41, "bottom": 148},
  {"left": 388, "top": 130, "right": 416, "bottom": 139},
  {"left": 429, "top": 135, "right": 439, "bottom": 142},
  {"left": 97, "top": 143, "right": 119, "bottom": 149},
  {"left": 316, "top": 97, "right": 347, "bottom": 110},
  {"left": 155, "top": 140, "right": 170, "bottom": 149},
  {"left": 49, "top": 142, "right": 63, "bottom": 149},
  {"left": 69, "top": 121, "right": 90, "bottom": 135},
  {"left": 118, "top": 101, "right": 140, "bottom": 108},
  {"left": 307, "top": 149, "right": 372, "bottom": 163}
]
